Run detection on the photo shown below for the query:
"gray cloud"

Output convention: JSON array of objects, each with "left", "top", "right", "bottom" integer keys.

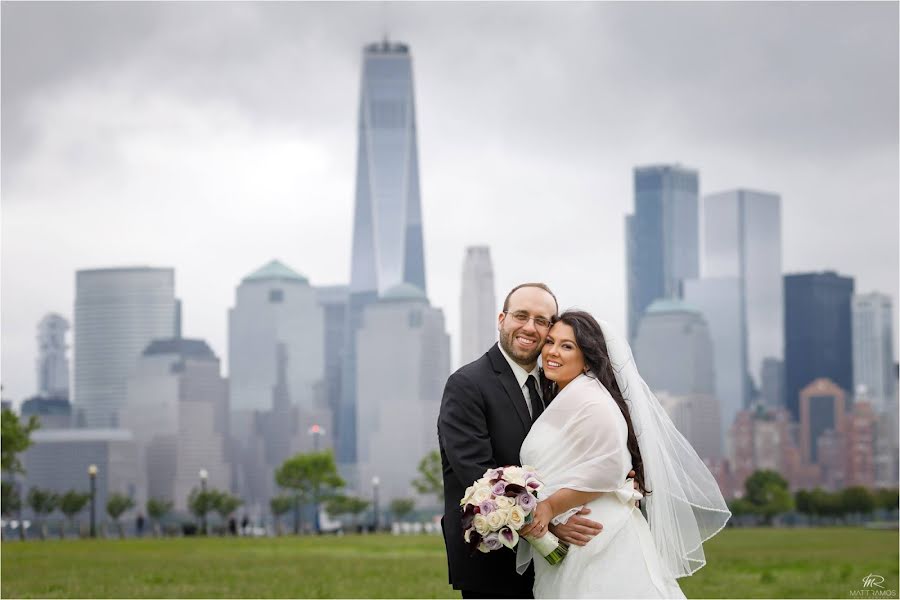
[{"left": 2, "top": 1, "right": 897, "bottom": 403}]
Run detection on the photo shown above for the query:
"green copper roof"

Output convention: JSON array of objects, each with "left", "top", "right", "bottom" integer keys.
[
  {"left": 381, "top": 283, "right": 428, "bottom": 303},
  {"left": 242, "top": 260, "right": 309, "bottom": 284},
  {"left": 646, "top": 298, "right": 699, "bottom": 314}
]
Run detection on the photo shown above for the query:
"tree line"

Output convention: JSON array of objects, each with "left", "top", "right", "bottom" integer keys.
[
  {"left": 2, "top": 407, "right": 446, "bottom": 539},
  {"left": 728, "top": 470, "right": 899, "bottom": 525}
]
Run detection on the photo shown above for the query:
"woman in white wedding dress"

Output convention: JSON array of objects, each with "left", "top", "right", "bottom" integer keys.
[{"left": 517, "top": 310, "right": 730, "bottom": 599}]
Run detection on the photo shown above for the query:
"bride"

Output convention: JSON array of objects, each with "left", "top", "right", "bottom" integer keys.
[{"left": 516, "top": 310, "right": 730, "bottom": 598}]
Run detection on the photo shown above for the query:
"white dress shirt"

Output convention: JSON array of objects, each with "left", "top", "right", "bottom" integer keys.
[{"left": 497, "top": 342, "right": 544, "bottom": 417}]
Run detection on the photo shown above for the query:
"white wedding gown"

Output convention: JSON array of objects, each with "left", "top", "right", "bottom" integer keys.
[{"left": 519, "top": 374, "right": 686, "bottom": 599}]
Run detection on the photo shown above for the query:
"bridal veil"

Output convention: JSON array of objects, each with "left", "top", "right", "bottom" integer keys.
[{"left": 598, "top": 320, "right": 731, "bottom": 578}]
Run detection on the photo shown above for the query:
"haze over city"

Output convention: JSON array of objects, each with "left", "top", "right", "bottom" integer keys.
[{"left": 2, "top": 1, "right": 898, "bottom": 404}]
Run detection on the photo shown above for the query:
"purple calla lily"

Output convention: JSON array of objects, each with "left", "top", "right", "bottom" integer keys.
[
  {"left": 504, "top": 483, "right": 526, "bottom": 497},
  {"left": 498, "top": 526, "right": 520, "bottom": 549},
  {"left": 466, "top": 529, "right": 483, "bottom": 555},
  {"left": 461, "top": 504, "right": 476, "bottom": 530}
]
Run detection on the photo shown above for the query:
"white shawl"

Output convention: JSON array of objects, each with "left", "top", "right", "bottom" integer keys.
[{"left": 517, "top": 374, "right": 642, "bottom": 572}]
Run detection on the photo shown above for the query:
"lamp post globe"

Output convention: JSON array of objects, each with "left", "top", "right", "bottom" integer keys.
[
  {"left": 199, "top": 469, "right": 209, "bottom": 535},
  {"left": 88, "top": 464, "right": 98, "bottom": 538},
  {"left": 371, "top": 476, "right": 381, "bottom": 533}
]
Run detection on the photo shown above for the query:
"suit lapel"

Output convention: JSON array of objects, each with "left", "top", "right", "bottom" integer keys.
[{"left": 488, "top": 344, "right": 532, "bottom": 433}]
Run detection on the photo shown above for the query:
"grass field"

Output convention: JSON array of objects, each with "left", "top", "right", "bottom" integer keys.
[{"left": 1, "top": 528, "right": 897, "bottom": 598}]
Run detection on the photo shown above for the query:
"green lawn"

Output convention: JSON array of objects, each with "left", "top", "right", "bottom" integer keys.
[
  {"left": 1, "top": 528, "right": 897, "bottom": 598},
  {"left": 677, "top": 528, "right": 898, "bottom": 599}
]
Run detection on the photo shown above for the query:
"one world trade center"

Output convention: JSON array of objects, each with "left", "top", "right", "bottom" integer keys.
[
  {"left": 349, "top": 39, "right": 426, "bottom": 296},
  {"left": 338, "top": 39, "right": 427, "bottom": 470}
]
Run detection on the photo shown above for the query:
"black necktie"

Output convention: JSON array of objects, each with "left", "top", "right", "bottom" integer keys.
[{"left": 527, "top": 375, "right": 544, "bottom": 422}]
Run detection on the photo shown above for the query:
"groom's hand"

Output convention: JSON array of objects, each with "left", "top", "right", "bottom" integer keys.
[{"left": 548, "top": 507, "right": 602, "bottom": 546}]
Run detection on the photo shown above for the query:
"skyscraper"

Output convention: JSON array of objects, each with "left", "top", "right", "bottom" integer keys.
[
  {"left": 633, "top": 300, "right": 716, "bottom": 397},
  {"left": 341, "top": 39, "right": 427, "bottom": 468},
  {"left": 20, "top": 396, "right": 72, "bottom": 429},
  {"left": 74, "top": 267, "right": 178, "bottom": 428},
  {"left": 852, "top": 292, "right": 895, "bottom": 412},
  {"left": 633, "top": 299, "right": 722, "bottom": 460},
  {"left": 228, "top": 260, "right": 326, "bottom": 511},
  {"left": 316, "top": 284, "right": 349, "bottom": 450},
  {"left": 683, "top": 277, "right": 747, "bottom": 437},
  {"left": 36, "top": 313, "right": 70, "bottom": 398},
  {"left": 122, "top": 338, "right": 230, "bottom": 512},
  {"left": 784, "top": 271, "right": 854, "bottom": 419},
  {"left": 23, "top": 429, "right": 139, "bottom": 522},
  {"left": 228, "top": 260, "right": 324, "bottom": 416},
  {"left": 625, "top": 164, "right": 699, "bottom": 340},
  {"left": 726, "top": 406, "right": 798, "bottom": 495},
  {"left": 349, "top": 39, "right": 426, "bottom": 297},
  {"left": 702, "top": 189, "right": 783, "bottom": 391},
  {"left": 355, "top": 284, "right": 450, "bottom": 503},
  {"left": 844, "top": 400, "right": 876, "bottom": 489},
  {"left": 799, "top": 378, "right": 846, "bottom": 465},
  {"left": 760, "top": 358, "right": 785, "bottom": 409},
  {"left": 459, "top": 246, "right": 496, "bottom": 366}
]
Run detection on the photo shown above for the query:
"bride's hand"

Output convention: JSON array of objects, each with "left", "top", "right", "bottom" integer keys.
[{"left": 519, "top": 501, "right": 553, "bottom": 538}]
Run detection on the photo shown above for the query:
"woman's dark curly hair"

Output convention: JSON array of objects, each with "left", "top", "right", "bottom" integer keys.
[{"left": 542, "top": 309, "right": 649, "bottom": 495}]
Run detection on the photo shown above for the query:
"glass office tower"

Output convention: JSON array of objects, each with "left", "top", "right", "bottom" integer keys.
[
  {"left": 625, "top": 164, "right": 699, "bottom": 340},
  {"left": 703, "top": 189, "right": 783, "bottom": 392},
  {"left": 340, "top": 40, "right": 428, "bottom": 469}
]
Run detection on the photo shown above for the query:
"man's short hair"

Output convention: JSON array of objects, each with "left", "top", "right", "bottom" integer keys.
[{"left": 502, "top": 283, "right": 558, "bottom": 315}]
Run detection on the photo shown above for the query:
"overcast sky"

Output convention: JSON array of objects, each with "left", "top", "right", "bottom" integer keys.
[{"left": 2, "top": 1, "right": 898, "bottom": 405}]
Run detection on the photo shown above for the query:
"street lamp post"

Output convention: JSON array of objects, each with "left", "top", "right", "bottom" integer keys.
[
  {"left": 199, "top": 469, "right": 208, "bottom": 535},
  {"left": 372, "top": 476, "right": 380, "bottom": 534},
  {"left": 308, "top": 425, "right": 325, "bottom": 534},
  {"left": 16, "top": 475, "right": 25, "bottom": 541},
  {"left": 88, "top": 464, "right": 98, "bottom": 538}
]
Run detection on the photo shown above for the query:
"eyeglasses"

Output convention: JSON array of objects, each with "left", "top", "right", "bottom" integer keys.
[{"left": 504, "top": 311, "right": 552, "bottom": 330}]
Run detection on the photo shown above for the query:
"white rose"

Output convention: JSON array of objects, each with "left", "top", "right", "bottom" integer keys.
[
  {"left": 472, "top": 485, "right": 493, "bottom": 504},
  {"left": 486, "top": 510, "right": 506, "bottom": 531},
  {"left": 504, "top": 466, "right": 524, "bottom": 479},
  {"left": 504, "top": 466, "right": 526, "bottom": 485},
  {"left": 507, "top": 506, "right": 526, "bottom": 530},
  {"left": 461, "top": 485, "right": 476, "bottom": 505},
  {"left": 495, "top": 496, "right": 514, "bottom": 509},
  {"left": 473, "top": 514, "right": 490, "bottom": 536},
  {"left": 493, "top": 507, "right": 512, "bottom": 527}
]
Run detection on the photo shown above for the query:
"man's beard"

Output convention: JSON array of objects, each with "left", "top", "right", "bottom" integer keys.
[{"left": 499, "top": 327, "right": 542, "bottom": 366}]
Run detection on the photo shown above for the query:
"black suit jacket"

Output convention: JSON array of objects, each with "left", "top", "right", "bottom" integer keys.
[{"left": 437, "top": 343, "right": 538, "bottom": 595}]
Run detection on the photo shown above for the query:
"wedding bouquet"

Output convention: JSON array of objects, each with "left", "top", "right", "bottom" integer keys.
[{"left": 460, "top": 465, "right": 568, "bottom": 565}]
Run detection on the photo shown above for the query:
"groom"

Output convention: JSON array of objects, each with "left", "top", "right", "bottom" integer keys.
[{"left": 438, "top": 283, "right": 604, "bottom": 599}]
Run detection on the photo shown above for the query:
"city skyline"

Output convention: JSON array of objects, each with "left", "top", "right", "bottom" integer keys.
[{"left": 2, "top": 2, "right": 898, "bottom": 404}]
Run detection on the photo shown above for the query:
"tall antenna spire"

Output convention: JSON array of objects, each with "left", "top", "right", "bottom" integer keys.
[{"left": 381, "top": 1, "right": 389, "bottom": 45}]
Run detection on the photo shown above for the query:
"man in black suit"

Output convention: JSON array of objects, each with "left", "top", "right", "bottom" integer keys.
[{"left": 438, "top": 283, "right": 604, "bottom": 599}]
